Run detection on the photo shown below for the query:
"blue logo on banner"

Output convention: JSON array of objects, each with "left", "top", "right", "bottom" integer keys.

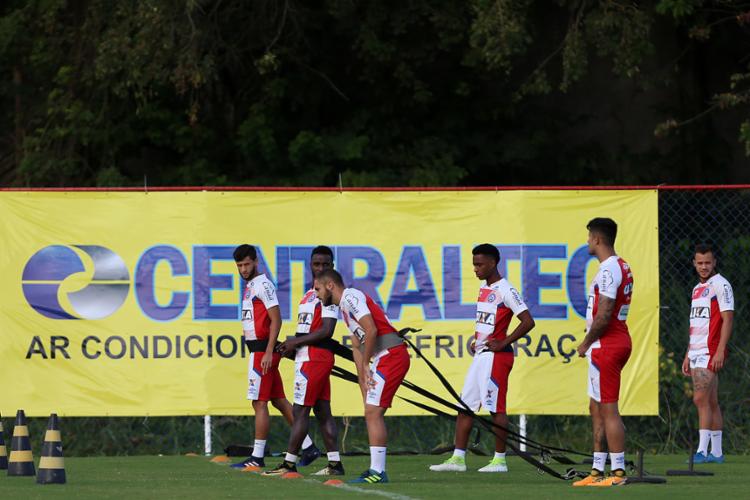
[{"left": 22, "top": 245, "right": 130, "bottom": 319}]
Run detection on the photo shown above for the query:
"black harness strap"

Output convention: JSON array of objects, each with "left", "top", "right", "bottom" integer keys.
[
  {"left": 397, "top": 328, "right": 589, "bottom": 458},
  {"left": 329, "top": 362, "right": 579, "bottom": 480}
]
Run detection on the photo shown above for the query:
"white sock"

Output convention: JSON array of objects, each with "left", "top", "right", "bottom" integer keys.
[
  {"left": 370, "top": 446, "right": 387, "bottom": 473},
  {"left": 592, "top": 452, "right": 607, "bottom": 472},
  {"left": 302, "top": 435, "right": 314, "bottom": 449},
  {"left": 710, "top": 430, "right": 723, "bottom": 457},
  {"left": 494, "top": 452, "right": 506, "bottom": 460},
  {"left": 253, "top": 439, "right": 267, "bottom": 457},
  {"left": 285, "top": 453, "right": 298, "bottom": 464},
  {"left": 609, "top": 451, "right": 625, "bottom": 471},
  {"left": 698, "top": 429, "right": 710, "bottom": 454},
  {"left": 327, "top": 451, "right": 341, "bottom": 462},
  {"left": 452, "top": 448, "right": 466, "bottom": 459}
]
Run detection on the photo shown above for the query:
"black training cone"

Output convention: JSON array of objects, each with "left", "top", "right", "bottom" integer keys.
[
  {"left": 8, "top": 409, "right": 35, "bottom": 476},
  {"left": 37, "top": 413, "right": 65, "bottom": 484},
  {"left": 0, "top": 413, "right": 7, "bottom": 470}
]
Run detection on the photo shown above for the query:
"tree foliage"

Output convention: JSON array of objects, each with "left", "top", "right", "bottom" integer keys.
[{"left": 0, "top": 0, "right": 748, "bottom": 188}]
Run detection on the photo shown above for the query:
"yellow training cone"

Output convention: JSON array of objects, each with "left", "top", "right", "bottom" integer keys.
[
  {"left": 7, "top": 409, "right": 35, "bottom": 476},
  {"left": 0, "top": 413, "right": 7, "bottom": 470},
  {"left": 37, "top": 413, "right": 66, "bottom": 484}
]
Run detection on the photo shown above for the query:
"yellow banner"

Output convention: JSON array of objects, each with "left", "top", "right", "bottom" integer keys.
[{"left": 0, "top": 190, "right": 658, "bottom": 416}]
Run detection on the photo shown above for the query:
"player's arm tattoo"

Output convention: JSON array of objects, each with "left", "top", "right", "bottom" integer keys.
[{"left": 583, "top": 295, "right": 615, "bottom": 345}]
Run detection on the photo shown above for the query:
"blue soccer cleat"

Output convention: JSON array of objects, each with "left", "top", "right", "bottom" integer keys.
[
  {"left": 687, "top": 452, "right": 708, "bottom": 464},
  {"left": 230, "top": 455, "right": 265, "bottom": 469},
  {"left": 349, "top": 469, "right": 389, "bottom": 484},
  {"left": 298, "top": 443, "right": 323, "bottom": 467},
  {"left": 707, "top": 453, "right": 725, "bottom": 464}
]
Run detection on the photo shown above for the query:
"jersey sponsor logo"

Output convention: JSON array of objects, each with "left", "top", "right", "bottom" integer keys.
[
  {"left": 297, "top": 312, "right": 312, "bottom": 326},
  {"left": 476, "top": 311, "right": 495, "bottom": 325},
  {"left": 242, "top": 308, "right": 254, "bottom": 321},
  {"left": 344, "top": 293, "right": 361, "bottom": 313},
  {"left": 723, "top": 284, "right": 733, "bottom": 304},
  {"left": 690, "top": 306, "right": 709, "bottom": 319},
  {"left": 263, "top": 282, "right": 276, "bottom": 301},
  {"left": 353, "top": 326, "right": 366, "bottom": 341},
  {"left": 509, "top": 287, "right": 523, "bottom": 306},
  {"left": 600, "top": 269, "right": 614, "bottom": 292},
  {"left": 22, "top": 245, "right": 130, "bottom": 320}
]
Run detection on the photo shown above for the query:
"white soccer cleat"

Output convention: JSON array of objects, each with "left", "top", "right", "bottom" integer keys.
[
  {"left": 429, "top": 455, "right": 467, "bottom": 472},
  {"left": 477, "top": 457, "right": 508, "bottom": 472}
]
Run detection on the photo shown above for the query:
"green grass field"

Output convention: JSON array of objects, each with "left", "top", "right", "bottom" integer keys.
[{"left": 0, "top": 454, "right": 746, "bottom": 499}]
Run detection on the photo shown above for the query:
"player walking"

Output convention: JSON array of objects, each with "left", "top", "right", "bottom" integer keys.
[
  {"left": 682, "top": 244, "right": 733, "bottom": 464},
  {"left": 314, "top": 269, "right": 410, "bottom": 484},
  {"left": 263, "top": 246, "right": 345, "bottom": 476},
  {"left": 573, "top": 218, "right": 633, "bottom": 487},
  {"left": 430, "top": 244, "right": 535, "bottom": 473}
]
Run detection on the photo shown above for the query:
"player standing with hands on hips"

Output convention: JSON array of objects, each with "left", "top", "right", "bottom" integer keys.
[
  {"left": 430, "top": 244, "right": 535, "bottom": 473},
  {"left": 573, "top": 218, "right": 633, "bottom": 487}
]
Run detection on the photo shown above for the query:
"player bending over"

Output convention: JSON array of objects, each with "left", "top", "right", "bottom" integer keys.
[{"left": 315, "top": 269, "right": 410, "bottom": 484}]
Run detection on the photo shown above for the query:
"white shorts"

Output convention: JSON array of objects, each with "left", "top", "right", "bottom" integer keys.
[
  {"left": 459, "top": 351, "right": 513, "bottom": 413},
  {"left": 688, "top": 352, "right": 710, "bottom": 370}
]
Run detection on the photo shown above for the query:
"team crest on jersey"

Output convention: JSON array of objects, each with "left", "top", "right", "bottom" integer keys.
[
  {"left": 487, "top": 293, "right": 496, "bottom": 302},
  {"left": 702, "top": 288, "right": 710, "bottom": 297}
]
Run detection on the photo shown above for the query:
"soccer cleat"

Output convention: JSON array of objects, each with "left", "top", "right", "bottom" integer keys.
[
  {"left": 707, "top": 453, "right": 725, "bottom": 464},
  {"left": 312, "top": 461, "right": 345, "bottom": 476},
  {"left": 687, "top": 451, "right": 708, "bottom": 464},
  {"left": 588, "top": 469, "right": 627, "bottom": 487},
  {"left": 429, "top": 455, "right": 467, "bottom": 472},
  {"left": 230, "top": 455, "right": 265, "bottom": 469},
  {"left": 477, "top": 456, "right": 508, "bottom": 473},
  {"left": 298, "top": 443, "right": 323, "bottom": 467},
  {"left": 349, "top": 469, "right": 389, "bottom": 484},
  {"left": 261, "top": 461, "right": 297, "bottom": 476},
  {"left": 572, "top": 469, "right": 603, "bottom": 486}
]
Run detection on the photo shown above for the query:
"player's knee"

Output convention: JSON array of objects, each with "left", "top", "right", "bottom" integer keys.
[
  {"left": 252, "top": 400, "right": 269, "bottom": 411},
  {"left": 693, "top": 391, "right": 708, "bottom": 406}
]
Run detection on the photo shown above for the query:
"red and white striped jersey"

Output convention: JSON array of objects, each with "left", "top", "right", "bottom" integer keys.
[
  {"left": 241, "top": 274, "right": 279, "bottom": 341},
  {"left": 586, "top": 256, "right": 633, "bottom": 349},
  {"left": 294, "top": 288, "right": 339, "bottom": 363},
  {"left": 689, "top": 273, "right": 734, "bottom": 355},
  {"left": 474, "top": 278, "right": 528, "bottom": 354},
  {"left": 340, "top": 288, "right": 397, "bottom": 343}
]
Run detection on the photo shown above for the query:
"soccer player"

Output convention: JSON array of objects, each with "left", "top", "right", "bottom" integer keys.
[
  {"left": 430, "top": 244, "right": 535, "bottom": 473},
  {"left": 230, "top": 244, "right": 317, "bottom": 470},
  {"left": 314, "top": 269, "right": 410, "bottom": 484},
  {"left": 573, "top": 218, "right": 633, "bottom": 487},
  {"left": 681, "top": 244, "right": 734, "bottom": 464},
  {"left": 263, "top": 246, "right": 345, "bottom": 476}
]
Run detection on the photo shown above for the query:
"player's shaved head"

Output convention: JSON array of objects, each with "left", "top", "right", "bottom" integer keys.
[{"left": 316, "top": 268, "right": 344, "bottom": 287}]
